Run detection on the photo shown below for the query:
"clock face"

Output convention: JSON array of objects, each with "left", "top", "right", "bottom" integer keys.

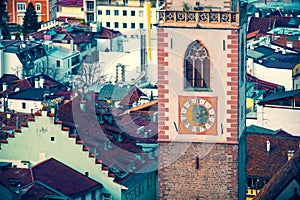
[{"left": 179, "top": 96, "right": 217, "bottom": 135}]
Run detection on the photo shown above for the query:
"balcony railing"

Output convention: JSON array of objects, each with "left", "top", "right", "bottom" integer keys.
[{"left": 157, "top": 10, "right": 239, "bottom": 27}]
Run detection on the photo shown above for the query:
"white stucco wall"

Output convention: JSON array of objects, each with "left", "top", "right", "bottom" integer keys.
[
  {"left": 95, "top": 4, "right": 157, "bottom": 34},
  {"left": 3, "top": 53, "right": 22, "bottom": 76},
  {"left": 0, "top": 113, "right": 123, "bottom": 199},
  {"left": 7, "top": 99, "right": 42, "bottom": 113},
  {"left": 161, "top": 28, "right": 235, "bottom": 143},
  {"left": 257, "top": 105, "right": 300, "bottom": 136},
  {"left": 252, "top": 63, "right": 293, "bottom": 90},
  {"left": 56, "top": 6, "right": 84, "bottom": 20}
]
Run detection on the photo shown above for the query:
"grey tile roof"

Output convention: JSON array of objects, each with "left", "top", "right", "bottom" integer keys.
[
  {"left": 259, "top": 89, "right": 300, "bottom": 105},
  {"left": 261, "top": 52, "right": 300, "bottom": 70},
  {"left": 8, "top": 88, "right": 49, "bottom": 101}
]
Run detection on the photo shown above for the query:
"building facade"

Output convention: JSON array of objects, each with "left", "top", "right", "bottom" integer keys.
[
  {"left": 5, "top": 0, "right": 56, "bottom": 25},
  {"left": 156, "top": 0, "right": 247, "bottom": 199},
  {"left": 84, "top": 0, "right": 163, "bottom": 33}
]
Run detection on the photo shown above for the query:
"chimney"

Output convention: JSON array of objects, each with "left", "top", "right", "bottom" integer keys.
[
  {"left": 80, "top": 99, "right": 86, "bottom": 112},
  {"left": 287, "top": 150, "right": 295, "bottom": 160},
  {"left": 39, "top": 76, "right": 44, "bottom": 88},
  {"left": 70, "top": 39, "right": 74, "bottom": 52},
  {"left": 266, "top": 140, "right": 271, "bottom": 154},
  {"left": 20, "top": 34, "right": 24, "bottom": 41},
  {"left": 2, "top": 82, "right": 7, "bottom": 91},
  {"left": 34, "top": 78, "right": 40, "bottom": 88}
]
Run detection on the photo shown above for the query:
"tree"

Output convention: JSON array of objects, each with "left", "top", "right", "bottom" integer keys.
[
  {"left": 74, "top": 51, "right": 109, "bottom": 88},
  {"left": 0, "top": 0, "right": 10, "bottom": 39},
  {"left": 22, "top": 2, "right": 40, "bottom": 35}
]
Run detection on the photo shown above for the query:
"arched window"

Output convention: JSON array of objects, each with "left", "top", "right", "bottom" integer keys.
[{"left": 184, "top": 41, "right": 210, "bottom": 90}]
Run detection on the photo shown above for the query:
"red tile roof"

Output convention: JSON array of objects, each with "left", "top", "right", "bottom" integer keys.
[
  {"left": 246, "top": 133, "right": 300, "bottom": 179},
  {"left": 246, "top": 73, "right": 282, "bottom": 91},
  {"left": 56, "top": 0, "right": 83, "bottom": 6},
  {"left": 254, "top": 149, "right": 300, "bottom": 200},
  {"left": 0, "top": 168, "right": 33, "bottom": 186},
  {"left": 248, "top": 16, "right": 291, "bottom": 35},
  {"left": 247, "top": 30, "right": 260, "bottom": 39},
  {"left": 31, "top": 158, "right": 102, "bottom": 197},
  {"left": 21, "top": 181, "right": 67, "bottom": 199},
  {"left": 58, "top": 94, "right": 157, "bottom": 182},
  {"left": 4, "top": 79, "right": 32, "bottom": 94},
  {"left": 93, "top": 27, "right": 121, "bottom": 39},
  {"left": 0, "top": 74, "right": 19, "bottom": 91},
  {"left": 119, "top": 86, "right": 146, "bottom": 106},
  {"left": 272, "top": 36, "right": 300, "bottom": 52}
]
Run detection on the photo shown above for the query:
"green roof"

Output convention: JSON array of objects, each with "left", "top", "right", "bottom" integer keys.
[
  {"left": 97, "top": 83, "right": 132, "bottom": 101},
  {"left": 246, "top": 125, "right": 276, "bottom": 135},
  {"left": 247, "top": 49, "right": 265, "bottom": 59}
]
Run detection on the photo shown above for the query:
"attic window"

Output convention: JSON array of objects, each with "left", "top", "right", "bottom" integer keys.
[
  {"left": 50, "top": 137, "right": 55, "bottom": 141},
  {"left": 102, "top": 193, "right": 112, "bottom": 200},
  {"left": 85, "top": 172, "right": 89, "bottom": 177}
]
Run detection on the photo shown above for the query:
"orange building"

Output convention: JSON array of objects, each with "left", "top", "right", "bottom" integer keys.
[{"left": 5, "top": 0, "right": 56, "bottom": 25}]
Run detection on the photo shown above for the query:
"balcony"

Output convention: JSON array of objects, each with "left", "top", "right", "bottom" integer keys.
[{"left": 157, "top": 10, "right": 239, "bottom": 28}]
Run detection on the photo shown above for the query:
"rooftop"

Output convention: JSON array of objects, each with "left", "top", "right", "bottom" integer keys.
[
  {"left": 254, "top": 149, "right": 300, "bottom": 200},
  {"left": 258, "top": 89, "right": 300, "bottom": 105},
  {"left": 246, "top": 128, "right": 300, "bottom": 179},
  {"left": 56, "top": 0, "right": 83, "bottom": 7}
]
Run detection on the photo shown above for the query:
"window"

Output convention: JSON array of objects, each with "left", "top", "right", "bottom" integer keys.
[
  {"left": 87, "top": 13, "right": 94, "bottom": 21},
  {"left": 184, "top": 40, "right": 210, "bottom": 90},
  {"left": 17, "top": 3, "right": 26, "bottom": 11},
  {"left": 123, "top": 10, "right": 127, "bottom": 16},
  {"left": 98, "top": 10, "right": 102, "bottom": 15},
  {"left": 131, "top": 23, "right": 135, "bottom": 29},
  {"left": 139, "top": 11, "right": 144, "bottom": 17},
  {"left": 114, "top": 10, "right": 119, "bottom": 16},
  {"left": 123, "top": 23, "right": 127, "bottom": 28},
  {"left": 91, "top": 190, "right": 96, "bottom": 200},
  {"left": 106, "top": 22, "right": 110, "bottom": 27},
  {"left": 50, "top": 137, "right": 55, "bottom": 141},
  {"left": 71, "top": 55, "right": 80, "bottom": 66},
  {"left": 36, "top": 3, "right": 41, "bottom": 13},
  {"left": 56, "top": 60, "right": 60, "bottom": 67},
  {"left": 131, "top": 10, "right": 135, "bottom": 16},
  {"left": 87, "top": 2, "right": 94, "bottom": 11},
  {"left": 139, "top": 23, "right": 144, "bottom": 29},
  {"left": 106, "top": 10, "right": 110, "bottom": 15},
  {"left": 102, "top": 193, "right": 112, "bottom": 200},
  {"left": 114, "top": 22, "right": 119, "bottom": 28},
  {"left": 22, "top": 102, "right": 26, "bottom": 109}
]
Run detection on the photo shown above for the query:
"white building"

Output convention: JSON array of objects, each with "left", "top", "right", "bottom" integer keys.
[
  {"left": 83, "top": 0, "right": 164, "bottom": 33},
  {"left": 0, "top": 40, "right": 48, "bottom": 78},
  {"left": 247, "top": 46, "right": 300, "bottom": 90},
  {"left": 247, "top": 89, "right": 300, "bottom": 136},
  {"left": 44, "top": 41, "right": 81, "bottom": 81}
]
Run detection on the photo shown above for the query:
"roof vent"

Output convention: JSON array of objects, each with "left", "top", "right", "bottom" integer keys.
[
  {"left": 136, "top": 126, "right": 144, "bottom": 134},
  {"left": 266, "top": 140, "right": 271, "bottom": 154},
  {"left": 287, "top": 150, "right": 295, "bottom": 160}
]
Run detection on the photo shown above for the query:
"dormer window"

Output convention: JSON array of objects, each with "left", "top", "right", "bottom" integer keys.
[{"left": 184, "top": 40, "right": 211, "bottom": 91}]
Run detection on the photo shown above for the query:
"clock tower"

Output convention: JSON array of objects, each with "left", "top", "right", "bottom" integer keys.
[{"left": 157, "top": 0, "right": 247, "bottom": 199}]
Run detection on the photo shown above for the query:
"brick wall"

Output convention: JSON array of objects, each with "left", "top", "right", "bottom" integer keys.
[
  {"left": 157, "top": 27, "right": 170, "bottom": 141},
  {"left": 226, "top": 30, "right": 239, "bottom": 143},
  {"left": 159, "top": 142, "right": 239, "bottom": 199}
]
